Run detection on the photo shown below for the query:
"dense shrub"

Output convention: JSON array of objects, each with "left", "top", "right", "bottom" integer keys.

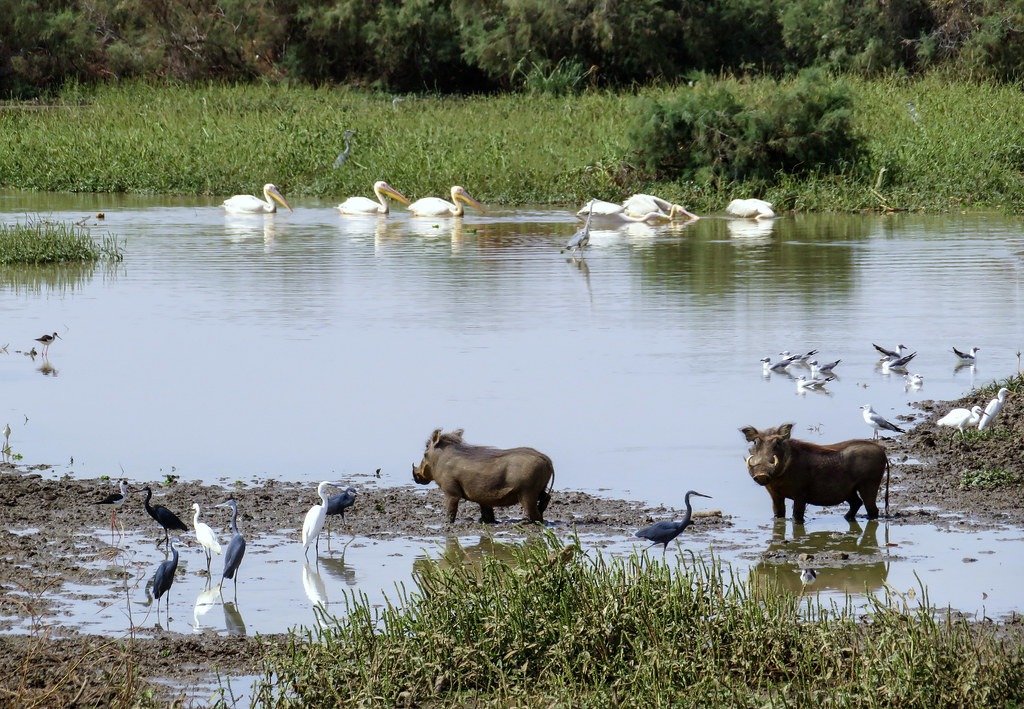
[{"left": 630, "top": 70, "right": 864, "bottom": 184}]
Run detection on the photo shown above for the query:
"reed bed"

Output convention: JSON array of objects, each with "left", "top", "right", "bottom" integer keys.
[
  {"left": 0, "top": 217, "right": 123, "bottom": 265},
  {"left": 254, "top": 530, "right": 1024, "bottom": 707},
  {"left": 3, "top": 77, "right": 1024, "bottom": 213}
]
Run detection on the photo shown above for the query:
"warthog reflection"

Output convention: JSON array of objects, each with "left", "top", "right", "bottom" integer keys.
[{"left": 751, "top": 519, "right": 889, "bottom": 596}]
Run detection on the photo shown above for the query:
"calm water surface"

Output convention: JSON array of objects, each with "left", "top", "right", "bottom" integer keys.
[{"left": 2, "top": 191, "right": 1024, "bottom": 636}]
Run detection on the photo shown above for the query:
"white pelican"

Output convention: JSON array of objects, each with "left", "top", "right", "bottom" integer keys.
[
  {"left": 576, "top": 200, "right": 670, "bottom": 224},
  {"left": 726, "top": 198, "right": 775, "bottom": 219},
  {"left": 409, "top": 185, "right": 484, "bottom": 217},
  {"left": 222, "top": 183, "right": 293, "bottom": 214},
  {"left": 336, "top": 181, "right": 411, "bottom": 215},
  {"left": 622, "top": 194, "right": 699, "bottom": 221}
]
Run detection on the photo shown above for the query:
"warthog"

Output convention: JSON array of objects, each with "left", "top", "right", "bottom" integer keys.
[
  {"left": 412, "top": 428, "right": 555, "bottom": 523},
  {"left": 741, "top": 423, "right": 889, "bottom": 524}
]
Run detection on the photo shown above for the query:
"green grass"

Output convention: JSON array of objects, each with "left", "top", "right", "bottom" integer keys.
[
  {"left": 0, "top": 218, "right": 123, "bottom": 264},
  {"left": 252, "top": 530, "right": 1024, "bottom": 707},
  {"left": 960, "top": 467, "right": 1021, "bottom": 490},
  {"left": 2, "top": 76, "right": 1024, "bottom": 212}
]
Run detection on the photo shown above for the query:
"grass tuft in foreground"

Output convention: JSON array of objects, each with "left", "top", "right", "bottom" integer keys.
[
  {"left": 0, "top": 218, "right": 123, "bottom": 265},
  {"left": 254, "top": 530, "right": 1024, "bottom": 707}
]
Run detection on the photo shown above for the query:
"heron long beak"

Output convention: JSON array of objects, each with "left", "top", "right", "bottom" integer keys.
[
  {"left": 455, "top": 189, "right": 485, "bottom": 214},
  {"left": 381, "top": 185, "right": 411, "bottom": 206},
  {"left": 269, "top": 187, "right": 293, "bottom": 212}
]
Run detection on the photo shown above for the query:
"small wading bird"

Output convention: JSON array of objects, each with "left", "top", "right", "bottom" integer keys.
[
  {"left": 860, "top": 404, "right": 905, "bottom": 439},
  {"left": 3, "top": 422, "right": 10, "bottom": 450},
  {"left": 336, "top": 180, "right": 411, "bottom": 215},
  {"left": 622, "top": 194, "right": 699, "bottom": 221},
  {"left": 135, "top": 486, "right": 189, "bottom": 547},
  {"left": 96, "top": 478, "right": 130, "bottom": 531},
  {"left": 725, "top": 198, "right": 775, "bottom": 219},
  {"left": 153, "top": 536, "right": 182, "bottom": 620},
  {"left": 35, "top": 332, "right": 60, "bottom": 355},
  {"left": 222, "top": 183, "right": 293, "bottom": 214},
  {"left": 635, "top": 490, "right": 712, "bottom": 554},
  {"left": 798, "top": 568, "right": 817, "bottom": 586},
  {"left": 953, "top": 346, "right": 980, "bottom": 364},
  {"left": 333, "top": 129, "right": 356, "bottom": 169},
  {"left": 937, "top": 405, "right": 985, "bottom": 436},
  {"left": 409, "top": 185, "right": 484, "bottom": 217},
  {"left": 904, "top": 372, "right": 924, "bottom": 390},
  {"left": 325, "top": 486, "right": 358, "bottom": 538},
  {"left": 192, "top": 503, "right": 223, "bottom": 574},
  {"left": 978, "top": 387, "right": 1012, "bottom": 430},
  {"left": 218, "top": 498, "right": 247, "bottom": 600},
  {"left": 565, "top": 201, "right": 594, "bottom": 257},
  {"left": 302, "top": 481, "right": 347, "bottom": 559}
]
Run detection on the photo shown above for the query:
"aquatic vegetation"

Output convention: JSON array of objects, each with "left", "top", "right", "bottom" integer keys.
[
  {"left": 960, "top": 467, "right": 1021, "bottom": 490},
  {"left": 255, "top": 530, "right": 1024, "bottom": 706},
  {"left": 0, "top": 218, "right": 123, "bottom": 265}
]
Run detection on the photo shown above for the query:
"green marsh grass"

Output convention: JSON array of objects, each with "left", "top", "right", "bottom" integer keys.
[
  {"left": 3, "top": 77, "right": 1024, "bottom": 212},
  {"left": 254, "top": 530, "right": 1024, "bottom": 707},
  {"left": 0, "top": 218, "right": 123, "bottom": 265},
  {"left": 960, "top": 467, "right": 1021, "bottom": 489}
]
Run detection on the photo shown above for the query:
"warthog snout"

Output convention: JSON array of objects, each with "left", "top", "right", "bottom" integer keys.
[
  {"left": 412, "top": 461, "right": 431, "bottom": 485},
  {"left": 745, "top": 454, "right": 779, "bottom": 486}
]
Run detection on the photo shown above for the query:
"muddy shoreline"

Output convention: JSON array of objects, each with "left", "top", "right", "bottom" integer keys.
[{"left": 0, "top": 382, "right": 1020, "bottom": 705}]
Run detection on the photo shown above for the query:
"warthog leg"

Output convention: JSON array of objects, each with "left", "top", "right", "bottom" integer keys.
[
  {"left": 844, "top": 492, "right": 864, "bottom": 521},
  {"left": 792, "top": 499, "right": 807, "bottom": 524},
  {"left": 445, "top": 495, "right": 460, "bottom": 523},
  {"left": 478, "top": 505, "right": 497, "bottom": 524}
]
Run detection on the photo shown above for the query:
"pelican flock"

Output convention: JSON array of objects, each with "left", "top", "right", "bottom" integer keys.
[{"left": 409, "top": 185, "right": 485, "bottom": 217}]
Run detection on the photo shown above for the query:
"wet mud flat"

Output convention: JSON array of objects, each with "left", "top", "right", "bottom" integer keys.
[
  {"left": 0, "top": 467, "right": 730, "bottom": 704},
  {"left": 0, "top": 387, "right": 1021, "bottom": 705}
]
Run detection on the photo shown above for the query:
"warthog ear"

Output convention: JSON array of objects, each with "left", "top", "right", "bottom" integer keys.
[
  {"left": 428, "top": 428, "right": 443, "bottom": 448},
  {"left": 777, "top": 423, "right": 794, "bottom": 439},
  {"left": 740, "top": 426, "right": 760, "bottom": 442}
]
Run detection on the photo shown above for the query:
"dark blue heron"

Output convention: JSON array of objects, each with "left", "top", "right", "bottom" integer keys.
[
  {"left": 325, "top": 486, "right": 358, "bottom": 538},
  {"left": 333, "top": 129, "right": 357, "bottom": 169},
  {"left": 635, "top": 490, "right": 711, "bottom": 553},
  {"left": 96, "top": 478, "right": 130, "bottom": 531},
  {"left": 153, "top": 536, "right": 182, "bottom": 619},
  {"left": 218, "top": 498, "right": 247, "bottom": 600},
  {"left": 135, "top": 486, "right": 189, "bottom": 547}
]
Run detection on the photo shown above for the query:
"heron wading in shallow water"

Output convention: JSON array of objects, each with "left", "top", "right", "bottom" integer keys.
[
  {"left": 96, "top": 478, "right": 130, "bottom": 531},
  {"left": 635, "top": 490, "right": 711, "bottom": 554},
  {"left": 153, "top": 536, "right": 182, "bottom": 620},
  {"left": 325, "top": 486, "right": 358, "bottom": 538},
  {"left": 333, "top": 129, "right": 356, "bottom": 169},
  {"left": 135, "top": 486, "right": 189, "bottom": 547},
  {"left": 218, "top": 498, "right": 247, "bottom": 600},
  {"left": 565, "top": 201, "right": 594, "bottom": 257}
]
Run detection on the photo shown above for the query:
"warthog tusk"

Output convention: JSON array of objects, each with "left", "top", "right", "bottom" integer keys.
[
  {"left": 745, "top": 455, "right": 753, "bottom": 466},
  {"left": 771, "top": 455, "right": 779, "bottom": 468}
]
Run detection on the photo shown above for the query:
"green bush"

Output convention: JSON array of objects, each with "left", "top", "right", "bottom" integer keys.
[{"left": 630, "top": 70, "right": 865, "bottom": 185}]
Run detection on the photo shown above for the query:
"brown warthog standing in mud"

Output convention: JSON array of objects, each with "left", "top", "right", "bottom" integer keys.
[
  {"left": 740, "top": 423, "right": 889, "bottom": 524},
  {"left": 412, "top": 428, "right": 555, "bottom": 523}
]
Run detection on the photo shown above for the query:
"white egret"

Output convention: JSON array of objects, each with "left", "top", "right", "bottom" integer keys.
[
  {"left": 222, "top": 183, "right": 293, "bottom": 214},
  {"left": 622, "top": 194, "right": 699, "bottom": 221},
  {"left": 2, "top": 422, "right": 9, "bottom": 450},
  {"left": 726, "top": 198, "right": 775, "bottom": 219},
  {"left": 336, "top": 180, "right": 411, "bottom": 215},
  {"left": 302, "top": 481, "right": 344, "bottom": 559},
  {"left": 938, "top": 405, "right": 985, "bottom": 436},
  {"left": 860, "top": 404, "right": 904, "bottom": 439},
  {"left": 191, "top": 503, "right": 223, "bottom": 574},
  {"left": 978, "top": 387, "right": 1011, "bottom": 430},
  {"left": 409, "top": 185, "right": 484, "bottom": 217}
]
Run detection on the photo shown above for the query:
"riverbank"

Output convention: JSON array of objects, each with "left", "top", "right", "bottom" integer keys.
[
  {"left": 0, "top": 374, "right": 1020, "bottom": 705},
  {"left": 2, "top": 77, "right": 1024, "bottom": 213}
]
